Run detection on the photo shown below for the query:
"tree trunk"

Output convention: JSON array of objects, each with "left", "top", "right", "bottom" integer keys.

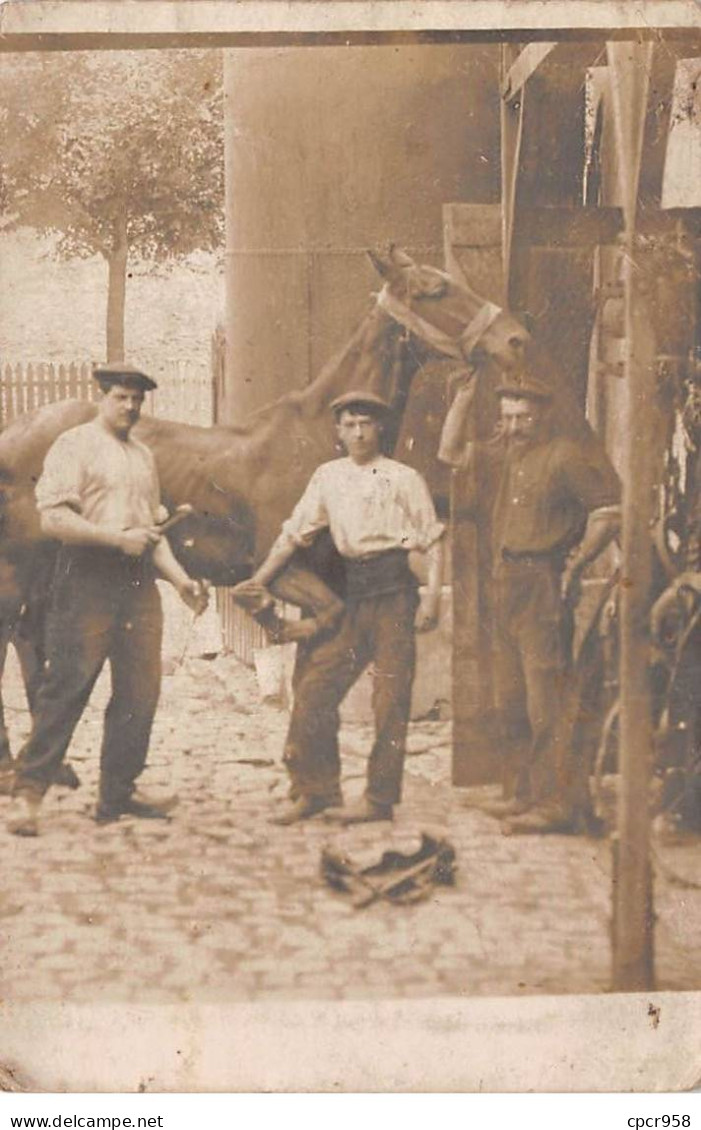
[{"left": 106, "top": 210, "right": 128, "bottom": 362}]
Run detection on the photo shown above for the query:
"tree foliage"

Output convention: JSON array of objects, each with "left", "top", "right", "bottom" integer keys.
[{"left": 0, "top": 49, "right": 224, "bottom": 264}]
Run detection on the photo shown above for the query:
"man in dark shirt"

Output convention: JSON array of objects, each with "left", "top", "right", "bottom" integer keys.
[{"left": 440, "top": 375, "right": 621, "bottom": 833}]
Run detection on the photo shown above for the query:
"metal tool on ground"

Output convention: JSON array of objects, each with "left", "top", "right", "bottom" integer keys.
[{"left": 321, "top": 833, "right": 456, "bottom": 908}]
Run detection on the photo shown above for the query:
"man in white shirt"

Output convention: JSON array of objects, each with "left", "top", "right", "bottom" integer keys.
[
  {"left": 252, "top": 390, "right": 445, "bottom": 825},
  {"left": 8, "top": 363, "right": 207, "bottom": 836}
]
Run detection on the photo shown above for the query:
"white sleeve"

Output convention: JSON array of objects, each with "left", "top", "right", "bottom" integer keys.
[
  {"left": 280, "top": 467, "right": 330, "bottom": 547},
  {"left": 35, "top": 433, "right": 86, "bottom": 513},
  {"left": 404, "top": 470, "right": 445, "bottom": 552}
]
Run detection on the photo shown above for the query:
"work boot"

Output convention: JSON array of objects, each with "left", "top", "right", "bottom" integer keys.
[
  {"left": 269, "top": 795, "right": 336, "bottom": 826},
  {"left": 95, "top": 791, "right": 178, "bottom": 825},
  {"left": 324, "top": 799, "right": 394, "bottom": 825},
  {"left": 476, "top": 796, "right": 531, "bottom": 819},
  {"left": 653, "top": 811, "right": 701, "bottom": 846},
  {"left": 501, "top": 804, "right": 576, "bottom": 836},
  {"left": 7, "top": 793, "right": 42, "bottom": 837},
  {"left": 53, "top": 763, "right": 82, "bottom": 791}
]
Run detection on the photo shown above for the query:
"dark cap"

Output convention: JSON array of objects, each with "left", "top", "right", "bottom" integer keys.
[
  {"left": 330, "top": 391, "right": 391, "bottom": 418},
  {"left": 92, "top": 362, "right": 158, "bottom": 392},
  {"left": 495, "top": 375, "right": 553, "bottom": 403}
]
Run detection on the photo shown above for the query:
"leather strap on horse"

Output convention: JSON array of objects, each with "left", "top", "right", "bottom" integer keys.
[{"left": 377, "top": 284, "right": 502, "bottom": 362}]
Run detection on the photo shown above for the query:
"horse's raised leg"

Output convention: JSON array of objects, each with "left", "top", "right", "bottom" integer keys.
[
  {"left": 231, "top": 563, "right": 345, "bottom": 644},
  {"left": 268, "top": 564, "right": 345, "bottom": 642}
]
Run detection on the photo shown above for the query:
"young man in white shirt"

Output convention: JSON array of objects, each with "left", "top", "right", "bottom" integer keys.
[
  {"left": 252, "top": 390, "right": 445, "bottom": 825},
  {"left": 8, "top": 362, "right": 207, "bottom": 836}
]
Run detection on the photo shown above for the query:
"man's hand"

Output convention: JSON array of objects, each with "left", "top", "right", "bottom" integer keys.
[
  {"left": 118, "top": 526, "right": 162, "bottom": 558},
  {"left": 415, "top": 591, "right": 440, "bottom": 633},
  {"left": 230, "top": 578, "right": 275, "bottom": 615},
  {"left": 651, "top": 573, "right": 701, "bottom": 643},
  {"left": 561, "top": 561, "right": 584, "bottom": 608},
  {"left": 177, "top": 578, "right": 210, "bottom": 616}
]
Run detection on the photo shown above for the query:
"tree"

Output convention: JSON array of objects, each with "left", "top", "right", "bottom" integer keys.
[{"left": 0, "top": 50, "right": 224, "bottom": 360}]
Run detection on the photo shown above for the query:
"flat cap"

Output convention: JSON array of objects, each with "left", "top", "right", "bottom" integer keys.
[
  {"left": 495, "top": 375, "right": 553, "bottom": 403},
  {"left": 93, "top": 361, "right": 158, "bottom": 392},
  {"left": 329, "top": 390, "right": 392, "bottom": 417}
]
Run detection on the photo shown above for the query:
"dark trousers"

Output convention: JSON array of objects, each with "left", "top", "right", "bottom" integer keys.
[
  {"left": 15, "top": 547, "right": 163, "bottom": 809},
  {"left": 492, "top": 559, "right": 570, "bottom": 809},
  {"left": 284, "top": 586, "right": 419, "bottom": 806}
]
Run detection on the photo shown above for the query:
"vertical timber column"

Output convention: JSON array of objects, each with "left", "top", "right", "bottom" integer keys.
[
  {"left": 500, "top": 43, "right": 526, "bottom": 309},
  {"left": 444, "top": 202, "right": 504, "bottom": 785},
  {"left": 607, "top": 40, "right": 656, "bottom": 992},
  {"left": 221, "top": 46, "right": 500, "bottom": 425}
]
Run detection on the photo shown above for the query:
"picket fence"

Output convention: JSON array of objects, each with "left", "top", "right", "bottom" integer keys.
[{"left": 0, "top": 359, "right": 215, "bottom": 428}]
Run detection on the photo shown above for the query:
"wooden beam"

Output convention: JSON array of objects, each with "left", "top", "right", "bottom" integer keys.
[
  {"left": 522, "top": 206, "right": 624, "bottom": 246},
  {"left": 607, "top": 41, "right": 655, "bottom": 226},
  {"left": 446, "top": 206, "right": 701, "bottom": 252},
  {"left": 3, "top": 2, "right": 701, "bottom": 51},
  {"left": 501, "top": 43, "right": 557, "bottom": 102},
  {"left": 606, "top": 39, "right": 656, "bottom": 994},
  {"left": 501, "top": 44, "right": 527, "bottom": 307},
  {"left": 640, "top": 44, "right": 679, "bottom": 208},
  {"left": 450, "top": 205, "right": 624, "bottom": 249},
  {"left": 502, "top": 41, "right": 616, "bottom": 103},
  {"left": 443, "top": 203, "right": 503, "bottom": 788}
]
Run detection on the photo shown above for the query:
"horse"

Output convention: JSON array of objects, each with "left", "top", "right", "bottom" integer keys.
[{"left": 0, "top": 244, "right": 530, "bottom": 776}]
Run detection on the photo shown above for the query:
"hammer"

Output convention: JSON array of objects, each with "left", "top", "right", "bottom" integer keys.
[{"left": 156, "top": 503, "right": 194, "bottom": 534}]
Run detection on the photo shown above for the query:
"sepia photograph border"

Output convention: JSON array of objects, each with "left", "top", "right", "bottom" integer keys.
[{"left": 1, "top": 0, "right": 701, "bottom": 1094}]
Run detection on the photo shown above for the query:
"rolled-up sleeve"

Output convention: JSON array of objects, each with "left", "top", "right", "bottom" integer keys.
[
  {"left": 281, "top": 467, "right": 330, "bottom": 548},
  {"left": 35, "top": 433, "right": 85, "bottom": 514},
  {"left": 404, "top": 471, "right": 445, "bottom": 551}
]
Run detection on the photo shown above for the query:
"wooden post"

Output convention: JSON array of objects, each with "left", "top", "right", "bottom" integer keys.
[
  {"left": 500, "top": 43, "right": 526, "bottom": 309},
  {"left": 612, "top": 237, "right": 656, "bottom": 990},
  {"left": 443, "top": 203, "right": 503, "bottom": 786},
  {"left": 607, "top": 40, "right": 656, "bottom": 992}
]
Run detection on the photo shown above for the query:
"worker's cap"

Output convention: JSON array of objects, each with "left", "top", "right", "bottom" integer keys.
[
  {"left": 495, "top": 375, "right": 553, "bottom": 403},
  {"left": 330, "top": 391, "right": 392, "bottom": 419},
  {"left": 92, "top": 361, "right": 158, "bottom": 392}
]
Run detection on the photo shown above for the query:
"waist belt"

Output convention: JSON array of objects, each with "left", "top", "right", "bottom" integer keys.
[
  {"left": 344, "top": 548, "right": 417, "bottom": 601},
  {"left": 57, "top": 545, "right": 157, "bottom": 584},
  {"left": 500, "top": 547, "right": 565, "bottom": 569}
]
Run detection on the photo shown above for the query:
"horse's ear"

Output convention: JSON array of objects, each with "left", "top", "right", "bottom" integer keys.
[
  {"left": 368, "top": 245, "right": 416, "bottom": 283},
  {"left": 367, "top": 248, "right": 394, "bottom": 279},
  {"left": 389, "top": 245, "right": 416, "bottom": 269}
]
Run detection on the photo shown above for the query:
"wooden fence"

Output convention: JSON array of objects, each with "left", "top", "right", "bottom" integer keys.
[
  {"left": 0, "top": 359, "right": 215, "bottom": 428},
  {"left": 216, "top": 588, "right": 268, "bottom": 668}
]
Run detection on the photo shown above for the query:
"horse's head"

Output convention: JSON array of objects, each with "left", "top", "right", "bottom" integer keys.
[{"left": 368, "top": 244, "right": 530, "bottom": 374}]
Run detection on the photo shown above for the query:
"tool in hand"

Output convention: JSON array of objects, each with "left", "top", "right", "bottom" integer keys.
[{"left": 156, "top": 503, "right": 194, "bottom": 534}]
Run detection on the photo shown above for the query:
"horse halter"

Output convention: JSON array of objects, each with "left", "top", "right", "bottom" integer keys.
[{"left": 376, "top": 283, "right": 503, "bottom": 362}]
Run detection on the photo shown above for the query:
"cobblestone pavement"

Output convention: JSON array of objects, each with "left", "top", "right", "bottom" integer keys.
[{"left": 2, "top": 616, "right": 701, "bottom": 1007}]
